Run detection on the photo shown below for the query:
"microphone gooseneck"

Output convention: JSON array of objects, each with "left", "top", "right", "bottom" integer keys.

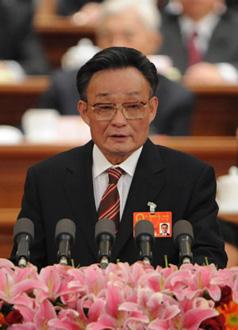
[
  {"left": 95, "top": 218, "right": 116, "bottom": 269},
  {"left": 55, "top": 218, "right": 76, "bottom": 265},
  {"left": 173, "top": 219, "right": 194, "bottom": 265},
  {"left": 135, "top": 220, "right": 154, "bottom": 264},
  {"left": 13, "top": 217, "right": 34, "bottom": 268}
]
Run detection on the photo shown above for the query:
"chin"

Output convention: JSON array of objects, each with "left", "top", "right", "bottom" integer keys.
[{"left": 104, "top": 145, "right": 133, "bottom": 163}]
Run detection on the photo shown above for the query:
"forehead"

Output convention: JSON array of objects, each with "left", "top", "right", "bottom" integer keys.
[
  {"left": 180, "top": 0, "right": 216, "bottom": 8},
  {"left": 98, "top": 10, "right": 145, "bottom": 32},
  {"left": 86, "top": 67, "right": 151, "bottom": 99}
]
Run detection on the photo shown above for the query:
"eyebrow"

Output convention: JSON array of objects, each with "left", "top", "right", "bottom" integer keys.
[{"left": 95, "top": 91, "right": 141, "bottom": 98}]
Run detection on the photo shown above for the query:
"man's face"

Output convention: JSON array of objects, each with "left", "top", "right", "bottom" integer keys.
[
  {"left": 161, "top": 224, "right": 168, "bottom": 233},
  {"left": 96, "top": 10, "right": 161, "bottom": 55},
  {"left": 180, "top": 0, "right": 219, "bottom": 20},
  {"left": 78, "top": 67, "right": 158, "bottom": 164}
]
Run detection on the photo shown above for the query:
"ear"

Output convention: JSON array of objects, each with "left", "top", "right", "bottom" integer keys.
[
  {"left": 148, "top": 96, "right": 159, "bottom": 123},
  {"left": 77, "top": 100, "right": 90, "bottom": 125}
]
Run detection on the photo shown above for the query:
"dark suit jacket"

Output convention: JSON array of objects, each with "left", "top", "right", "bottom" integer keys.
[
  {"left": 11, "top": 139, "right": 227, "bottom": 269},
  {"left": 0, "top": 0, "right": 49, "bottom": 74},
  {"left": 226, "top": 0, "right": 238, "bottom": 11},
  {"left": 38, "top": 69, "right": 195, "bottom": 135},
  {"left": 160, "top": 8, "right": 238, "bottom": 74},
  {"left": 57, "top": 0, "right": 104, "bottom": 16}
]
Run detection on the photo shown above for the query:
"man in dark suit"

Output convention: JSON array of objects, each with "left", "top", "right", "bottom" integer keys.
[
  {"left": 160, "top": 0, "right": 238, "bottom": 84},
  {"left": 11, "top": 47, "right": 227, "bottom": 270},
  {"left": 0, "top": 0, "right": 49, "bottom": 75},
  {"left": 160, "top": 223, "right": 170, "bottom": 236},
  {"left": 226, "top": 0, "right": 238, "bottom": 11},
  {"left": 56, "top": 0, "right": 103, "bottom": 16},
  {"left": 38, "top": 0, "right": 194, "bottom": 136},
  {"left": 38, "top": 68, "right": 194, "bottom": 136}
]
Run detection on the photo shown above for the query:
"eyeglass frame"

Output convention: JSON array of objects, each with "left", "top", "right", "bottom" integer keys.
[{"left": 83, "top": 98, "right": 153, "bottom": 121}]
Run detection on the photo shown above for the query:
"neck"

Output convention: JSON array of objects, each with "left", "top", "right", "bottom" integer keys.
[{"left": 105, "top": 154, "right": 129, "bottom": 165}]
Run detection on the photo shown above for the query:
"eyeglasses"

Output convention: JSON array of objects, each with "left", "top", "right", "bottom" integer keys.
[{"left": 87, "top": 100, "right": 151, "bottom": 121}]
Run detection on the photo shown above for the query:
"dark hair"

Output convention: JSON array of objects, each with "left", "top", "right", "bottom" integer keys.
[{"left": 76, "top": 46, "right": 159, "bottom": 101}]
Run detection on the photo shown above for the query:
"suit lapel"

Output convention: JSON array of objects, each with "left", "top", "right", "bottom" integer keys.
[
  {"left": 205, "top": 12, "right": 229, "bottom": 61},
  {"left": 63, "top": 141, "right": 98, "bottom": 258},
  {"left": 112, "top": 139, "right": 166, "bottom": 259}
]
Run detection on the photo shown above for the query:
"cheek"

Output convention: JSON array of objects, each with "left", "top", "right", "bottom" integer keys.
[
  {"left": 131, "top": 120, "right": 150, "bottom": 139},
  {"left": 90, "top": 121, "right": 107, "bottom": 140}
]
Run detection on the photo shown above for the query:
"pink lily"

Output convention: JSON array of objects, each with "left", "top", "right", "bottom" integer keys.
[
  {"left": 0, "top": 268, "right": 43, "bottom": 306},
  {"left": 9, "top": 299, "right": 58, "bottom": 330},
  {"left": 36, "top": 265, "right": 75, "bottom": 303}
]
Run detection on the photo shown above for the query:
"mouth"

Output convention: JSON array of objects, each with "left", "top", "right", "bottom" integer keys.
[{"left": 109, "top": 134, "right": 129, "bottom": 141}]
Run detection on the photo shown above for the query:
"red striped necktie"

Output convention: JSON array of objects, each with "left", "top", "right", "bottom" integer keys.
[
  {"left": 98, "top": 167, "right": 124, "bottom": 230},
  {"left": 187, "top": 31, "right": 202, "bottom": 67}
]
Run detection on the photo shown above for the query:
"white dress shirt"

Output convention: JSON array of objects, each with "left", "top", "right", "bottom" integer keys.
[
  {"left": 179, "top": 7, "right": 238, "bottom": 83},
  {"left": 179, "top": 13, "right": 220, "bottom": 55},
  {"left": 93, "top": 144, "right": 142, "bottom": 220}
]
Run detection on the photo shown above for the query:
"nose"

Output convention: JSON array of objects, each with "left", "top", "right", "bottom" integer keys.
[{"left": 110, "top": 106, "right": 127, "bottom": 125}]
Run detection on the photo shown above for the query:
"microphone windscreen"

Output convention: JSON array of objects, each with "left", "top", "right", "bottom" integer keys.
[
  {"left": 55, "top": 218, "right": 76, "bottom": 242},
  {"left": 173, "top": 220, "right": 194, "bottom": 242},
  {"left": 135, "top": 220, "right": 154, "bottom": 239},
  {"left": 95, "top": 218, "right": 116, "bottom": 240},
  {"left": 13, "top": 217, "right": 34, "bottom": 241}
]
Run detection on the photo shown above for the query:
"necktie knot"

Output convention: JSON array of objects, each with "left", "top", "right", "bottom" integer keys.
[
  {"left": 190, "top": 30, "right": 198, "bottom": 39},
  {"left": 187, "top": 29, "right": 202, "bottom": 66},
  {"left": 108, "top": 167, "right": 124, "bottom": 184}
]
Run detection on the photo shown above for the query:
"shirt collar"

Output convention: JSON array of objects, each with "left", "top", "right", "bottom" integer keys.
[
  {"left": 180, "top": 12, "right": 220, "bottom": 41},
  {"left": 93, "top": 144, "right": 143, "bottom": 179}
]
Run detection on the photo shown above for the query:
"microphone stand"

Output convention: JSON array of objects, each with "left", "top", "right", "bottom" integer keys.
[
  {"left": 57, "top": 234, "right": 72, "bottom": 266},
  {"left": 142, "top": 257, "right": 151, "bottom": 265},
  {"left": 178, "top": 236, "right": 193, "bottom": 265},
  {"left": 181, "top": 256, "right": 192, "bottom": 264},
  {"left": 100, "top": 256, "right": 110, "bottom": 269},
  {"left": 18, "top": 257, "right": 28, "bottom": 268},
  {"left": 16, "top": 234, "right": 31, "bottom": 268},
  {"left": 98, "top": 233, "right": 112, "bottom": 269},
  {"left": 138, "top": 234, "right": 153, "bottom": 265}
]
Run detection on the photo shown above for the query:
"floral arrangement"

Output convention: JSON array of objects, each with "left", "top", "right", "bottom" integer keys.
[{"left": 1, "top": 258, "right": 238, "bottom": 329}]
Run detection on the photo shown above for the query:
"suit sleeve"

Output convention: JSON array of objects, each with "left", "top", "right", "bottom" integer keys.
[
  {"left": 185, "top": 165, "right": 227, "bottom": 268},
  {"left": 10, "top": 167, "right": 47, "bottom": 270}
]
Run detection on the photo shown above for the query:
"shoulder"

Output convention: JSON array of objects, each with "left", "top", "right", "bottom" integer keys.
[
  {"left": 159, "top": 143, "right": 209, "bottom": 167},
  {"left": 160, "top": 11, "right": 180, "bottom": 31},
  {"left": 5, "top": 0, "right": 33, "bottom": 26},
  {"left": 221, "top": 8, "right": 238, "bottom": 24},
  {"left": 27, "top": 141, "right": 92, "bottom": 175},
  {"left": 158, "top": 145, "right": 216, "bottom": 189},
  {"left": 149, "top": 140, "right": 213, "bottom": 178},
  {"left": 157, "top": 74, "right": 194, "bottom": 103},
  {"left": 50, "top": 69, "right": 78, "bottom": 87},
  {"left": 161, "top": 11, "right": 179, "bottom": 24}
]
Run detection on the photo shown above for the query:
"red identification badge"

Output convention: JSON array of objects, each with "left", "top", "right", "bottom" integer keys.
[{"left": 133, "top": 212, "right": 172, "bottom": 238}]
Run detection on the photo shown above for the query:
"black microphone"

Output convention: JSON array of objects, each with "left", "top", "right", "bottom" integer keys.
[
  {"left": 135, "top": 220, "right": 154, "bottom": 264},
  {"left": 173, "top": 219, "right": 194, "bottom": 265},
  {"left": 13, "top": 217, "right": 34, "bottom": 268},
  {"left": 55, "top": 218, "right": 76, "bottom": 265},
  {"left": 95, "top": 218, "right": 116, "bottom": 269}
]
